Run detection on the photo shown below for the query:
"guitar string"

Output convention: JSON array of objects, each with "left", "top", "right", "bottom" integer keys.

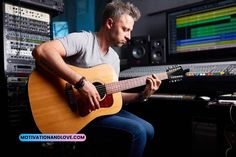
[
  {"left": 94, "top": 73, "right": 170, "bottom": 94},
  {"left": 87, "top": 71, "right": 175, "bottom": 97},
  {"left": 86, "top": 69, "right": 176, "bottom": 96}
]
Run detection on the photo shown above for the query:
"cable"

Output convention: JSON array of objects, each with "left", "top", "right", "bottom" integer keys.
[
  {"left": 224, "top": 127, "right": 234, "bottom": 157},
  {"left": 225, "top": 147, "right": 232, "bottom": 157},
  {"left": 229, "top": 104, "right": 235, "bottom": 125}
]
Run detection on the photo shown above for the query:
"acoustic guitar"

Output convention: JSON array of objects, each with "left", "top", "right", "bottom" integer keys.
[{"left": 28, "top": 64, "right": 187, "bottom": 133}]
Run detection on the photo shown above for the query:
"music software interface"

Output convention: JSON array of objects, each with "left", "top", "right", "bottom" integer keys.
[{"left": 168, "top": 0, "right": 236, "bottom": 55}]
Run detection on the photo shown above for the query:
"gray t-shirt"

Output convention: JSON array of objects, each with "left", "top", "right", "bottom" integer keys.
[{"left": 58, "top": 31, "right": 120, "bottom": 76}]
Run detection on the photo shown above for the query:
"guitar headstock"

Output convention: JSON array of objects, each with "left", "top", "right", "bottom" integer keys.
[{"left": 166, "top": 65, "right": 189, "bottom": 83}]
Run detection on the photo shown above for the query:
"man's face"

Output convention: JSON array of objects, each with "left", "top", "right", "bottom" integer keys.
[{"left": 109, "top": 14, "right": 134, "bottom": 47}]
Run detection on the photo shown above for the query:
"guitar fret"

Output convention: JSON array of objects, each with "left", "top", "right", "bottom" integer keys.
[
  {"left": 105, "top": 76, "right": 147, "bottom": 94},
  {"left": 105, "top": 73, "right": 168, "bottom": 94},
  {"left": 158, "top": 73, "right": 168, "bottom": 80}
]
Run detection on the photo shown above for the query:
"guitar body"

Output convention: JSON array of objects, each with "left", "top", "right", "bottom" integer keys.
[{"left": 28, "top": 64, "right": 122, "bottom": 134}]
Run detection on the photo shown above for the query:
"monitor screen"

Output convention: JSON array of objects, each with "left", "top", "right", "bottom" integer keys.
[
  {"left": 167, "top": 0, "right": 236, "bottom": 64},
  {"left": 52, "top": 21, "right": 69, "bottom": 39}
]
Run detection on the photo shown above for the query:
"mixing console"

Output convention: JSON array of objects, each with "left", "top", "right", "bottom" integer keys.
[{"left": 120, "top": 61, "right": 236, "bottom": 79}]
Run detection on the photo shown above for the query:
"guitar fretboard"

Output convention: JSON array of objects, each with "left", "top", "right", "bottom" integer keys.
[{"left": 105, "top": 72, "right": 168, "bottom": 94}]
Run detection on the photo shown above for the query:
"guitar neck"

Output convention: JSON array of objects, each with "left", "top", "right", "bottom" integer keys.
[{"left": 105, "top": 72, "right": 168, "bottom": 94}]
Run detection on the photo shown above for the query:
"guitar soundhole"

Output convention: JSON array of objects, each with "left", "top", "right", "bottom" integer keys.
[
  {"left": 94, "top": 82, "right": 113, "bottom": 108},
  {"left": 93, "top": 82, "right": 106, "bottom": 99}
]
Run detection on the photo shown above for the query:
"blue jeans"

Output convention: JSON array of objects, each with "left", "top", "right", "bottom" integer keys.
[{"left": 83, "top": 109, "right": 155, "bottom": 157}]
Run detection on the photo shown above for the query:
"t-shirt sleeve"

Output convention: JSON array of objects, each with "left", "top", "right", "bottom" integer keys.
[{"left": 58, "top": 32, "right": 89, "bottom": 57}]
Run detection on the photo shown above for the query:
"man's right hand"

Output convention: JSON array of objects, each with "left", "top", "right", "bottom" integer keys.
[{"left": 78, "top": 80, "right": 101, "bottom": 112}]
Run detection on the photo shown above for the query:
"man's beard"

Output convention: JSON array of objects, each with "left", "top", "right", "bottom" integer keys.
[{"left": 112, "top": 39, "right": 127, "bottom": 47}]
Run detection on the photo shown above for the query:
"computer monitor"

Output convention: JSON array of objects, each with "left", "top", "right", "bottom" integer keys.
[
  {"left": 167, "top": 0, "right": 236, "bottom": 64},
  {"left": 52, "top": 21, "right": 69, "bottom": 39}
]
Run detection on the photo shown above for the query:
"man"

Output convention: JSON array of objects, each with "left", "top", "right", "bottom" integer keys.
[{"left": 32, "top": 1, "right": 161, "bottom": 157}]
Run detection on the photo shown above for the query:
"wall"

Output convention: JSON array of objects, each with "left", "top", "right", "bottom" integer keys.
[
  {"left": 95, "top": 0, "right": 112, "bottom": 31},
  {"left": 53, "top": 0, "right": 96, "bottom": 33},
  {"left": 53, "top": 0, "right": 77, "bottom": 33},
  {"left": 53, "top": 0, "right": 205, "bottom": 36},
  {"left": 76, "top": 0, "right": 96, "bottom": 31},
  {"left": 125, "top": 0, "right": 204, "bottom": 38}
]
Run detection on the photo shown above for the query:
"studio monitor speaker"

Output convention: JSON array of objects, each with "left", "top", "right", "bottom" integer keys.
[
  {"left": 150, "top": 38, "right": 166, "bottom": 65},
  {"left": 126, "top": 36, "right": 150, "bottom": 66}
]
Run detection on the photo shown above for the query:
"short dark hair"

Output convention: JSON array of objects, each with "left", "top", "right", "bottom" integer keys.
[{"left": 102, "top": 0, "right": 141, "bottom": 25}]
